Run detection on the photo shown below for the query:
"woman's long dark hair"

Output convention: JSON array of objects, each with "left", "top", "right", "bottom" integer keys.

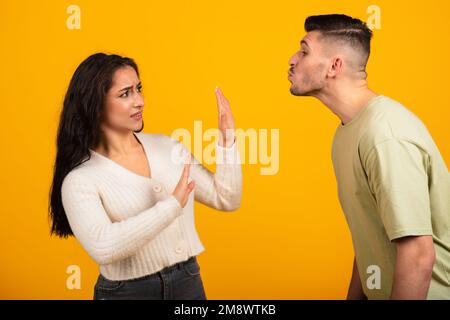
[{"left": 49, "top": 53, "right": 142, "bottom": 238}]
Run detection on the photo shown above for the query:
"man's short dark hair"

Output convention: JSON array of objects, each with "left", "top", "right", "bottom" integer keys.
[{"left": 305, "top": 14, "right": 373, "bottom": 69}]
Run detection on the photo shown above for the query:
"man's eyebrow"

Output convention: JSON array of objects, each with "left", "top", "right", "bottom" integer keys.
[
  {"left": 300, "top": 40, "right": 311, "bottom": 49},
  {"left": 118, "top": 81, "right": 142, "bottom": 92}
]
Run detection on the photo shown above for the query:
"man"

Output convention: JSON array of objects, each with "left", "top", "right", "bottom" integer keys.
[{"left": 288, "top": 14, "right": 450, "bottom": 299}]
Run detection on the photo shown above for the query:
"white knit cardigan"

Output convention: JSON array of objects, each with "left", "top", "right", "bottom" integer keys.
[{"left": 61, "top": 132, "right": 242, "bottom": 280}]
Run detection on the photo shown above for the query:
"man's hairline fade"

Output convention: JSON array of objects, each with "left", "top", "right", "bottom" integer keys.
[{"left": 304, "top": 14, "right": 373, "bottom": 79}]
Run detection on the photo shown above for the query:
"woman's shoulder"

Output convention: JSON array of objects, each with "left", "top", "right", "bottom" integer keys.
[
  {"left": 63, "top": 163, "right": 95, "bottom": 183},
  {"left": 137, "top": 132, "right": 188, "bottom": 164},
  {"left": 136, "top": 131, "right": 177, "bottom": 144},
  {"left": 136, "top": 132, "right": 185, "bottom": 151},
  {"left": 60, "top": 167, "right": 96, "bottom": 198},
  {"left": 62, "top": 153, "right": 106, "bottom": 188}
]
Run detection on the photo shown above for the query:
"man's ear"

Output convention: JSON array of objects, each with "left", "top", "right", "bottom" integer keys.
[{"left": 327, "top": 56, "right": 344, "bottom": 78}]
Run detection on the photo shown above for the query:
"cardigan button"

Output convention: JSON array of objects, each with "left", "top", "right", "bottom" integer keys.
[
  {"left": 175, "top": 247, "right": 184, "bottom": 254},
  {"left": 153, "top": 184, "right": 162, "bottom": 192}
]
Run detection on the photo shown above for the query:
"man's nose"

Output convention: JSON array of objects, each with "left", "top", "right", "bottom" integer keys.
[{"left": 288, "top": 53, "right": 297, "bottom": 66}]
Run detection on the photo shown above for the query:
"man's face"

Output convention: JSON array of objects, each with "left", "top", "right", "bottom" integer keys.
[{"left": 288, "top": 31, "right": 329, "bottom": 96}]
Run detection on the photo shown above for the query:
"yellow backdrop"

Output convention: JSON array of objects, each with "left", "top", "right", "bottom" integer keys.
[{"left": 0, "top": 0, "right": 449, "bottom": 299}]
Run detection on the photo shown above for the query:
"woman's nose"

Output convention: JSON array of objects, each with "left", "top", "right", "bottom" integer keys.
[{"left": 135, "top": 92, "right": 144, "bottom": 107}]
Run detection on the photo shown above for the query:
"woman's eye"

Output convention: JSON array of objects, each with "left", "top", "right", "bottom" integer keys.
[
  {"left": 137, "top": 86, "right": 143, "bottom": 93},
  {"left": 120, "top": 91, "right": 128, "bottom": 98}
]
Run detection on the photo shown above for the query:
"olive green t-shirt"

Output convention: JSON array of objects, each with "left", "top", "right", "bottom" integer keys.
[{"left": 332, "top": 95, "right": 450, "bottom": 299}]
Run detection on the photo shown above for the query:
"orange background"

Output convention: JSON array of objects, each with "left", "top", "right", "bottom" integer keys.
[{"left": 0, "top": 0, "right": 449, "bottom": 299}]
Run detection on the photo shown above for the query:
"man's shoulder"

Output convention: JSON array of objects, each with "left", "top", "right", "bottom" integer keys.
[{"left": 359, "top": 96, "right": 428, "bottom": 158}]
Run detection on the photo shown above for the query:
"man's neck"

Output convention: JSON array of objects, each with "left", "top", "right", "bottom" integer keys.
[{"left": 313, "top": 80, "right": 378, "bottom": 125}]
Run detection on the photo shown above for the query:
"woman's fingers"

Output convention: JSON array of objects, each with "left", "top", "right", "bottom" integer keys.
[
  {"left": 217, "top": 87, "right": 230, "bottom": 110},
  {"left": 215, "top": 86, "right": 224, "bottom": 119},
  {"left": 187, "top": 180, "right": 195, "bottom": 191},
  {"left": 181, "top": 181, "right": 195, "bottom": 206},
  {"left": 183, "top": 180, "right": 196, "bottom": 203},
  {"left": 214, "top": 86, "right": 235, "bottom": 147},
  {"left": 182, "top": 153, "right": 191, "bottom": 184},
  {"left": 216, "top": 87, "right": 231, "bottom": 123},
  {"left": 172, "top": 153, "right": 195, "bottom": 207}
]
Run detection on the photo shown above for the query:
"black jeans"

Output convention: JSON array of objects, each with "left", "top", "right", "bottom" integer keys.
[{"left": 93, "top": 256, "right": 207, "bottom": 300}]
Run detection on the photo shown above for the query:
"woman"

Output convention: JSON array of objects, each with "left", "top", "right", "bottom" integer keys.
[{"left": 48, "top": 53, "right": 242, "bottom": 300}]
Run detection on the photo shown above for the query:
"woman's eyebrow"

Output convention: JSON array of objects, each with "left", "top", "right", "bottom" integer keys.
[{"left": 118, "top": 82, "right": 142, "bottom": 92}]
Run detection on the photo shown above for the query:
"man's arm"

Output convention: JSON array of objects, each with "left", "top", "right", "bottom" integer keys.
[
  {"left": 347, "top": 257, "right": 367, "bottom": 300},
  {"left": 363, "top": 139, "right": 435, "bottom": 299},
  {"left": 390, "top": 235, "right": 435, "bottom": 300}
]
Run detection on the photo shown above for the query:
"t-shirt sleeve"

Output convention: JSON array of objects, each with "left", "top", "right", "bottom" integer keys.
[{"left": 363, "top": 138, "right": 433, "bottom": 241}]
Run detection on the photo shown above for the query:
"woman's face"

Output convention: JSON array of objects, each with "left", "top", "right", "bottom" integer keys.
[{"left": 102, "top": 66, "right": 144, "bottom": 132}]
